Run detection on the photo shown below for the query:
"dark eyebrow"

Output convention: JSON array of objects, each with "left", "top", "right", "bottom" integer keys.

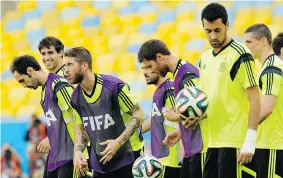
[{"left": 18, "top": 79, "right": 24, "bottom": 83}]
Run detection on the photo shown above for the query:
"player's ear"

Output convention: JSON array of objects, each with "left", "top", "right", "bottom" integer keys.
[
  {"left": 260, "top": 37, "right": 268, "bottom": 46},
  {"left": 280, "top": 47, "right": 283, "bottom": 56},
  {"left": 59, "top": 50, "right": 64, "bottom": 58},
  {"left": 26, "top": 67, "right": 34, "bottom": 76},
  {"left": 226, "top": 21, "right": 230, "bottom": 30},
  {"left": 82, "top": 62, "right": 88, "bottom": 71},
  {"left": 156, "top": 53, "right": 163, "bottom": 62}
]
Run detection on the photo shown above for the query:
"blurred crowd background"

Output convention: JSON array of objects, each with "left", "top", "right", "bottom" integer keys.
[{"left": 1, "top": 0, "right": 283, "bottom": 177}]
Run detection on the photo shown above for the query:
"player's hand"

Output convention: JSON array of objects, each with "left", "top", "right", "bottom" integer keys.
[
  {"left": 162, "top": 107, "right": 180, "bottom": 122},
  {"left": 99, "top": 139, "right": 121, "bottom": 164},
  {"left": 182, "top": 117, "right": 201, "bottom": 129},
  {"left": 237, "top": 151, "right": 253, "bottom": 165},
  {"left": 37, "top": 137, "right": 51, "bottom": 154},
  {"left": 74, "top": 151, "right": 88, "bottom": 177},
  {"left": 162, "top": 129, "right": 181, "bottom": 147}
]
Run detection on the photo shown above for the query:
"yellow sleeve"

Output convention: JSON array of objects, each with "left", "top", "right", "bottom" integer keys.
[
  {"left": 261, "top": 72, "right": 282, "bottom": 96},
  {"left": 237, "top": 54, "right": 258, "bottom": 88},
  {"left": 164, "top": 88, "right": 178, "bottom": 128},
  {"left": 164, "top": 88, "right": 175, "bottom": 108},
  {"left": 56, "top": 85, "right": 73, "bottom": 112},
  {"left": 118, "top": 84, "right": 138, "bottom": 113},
  {"left": 183, "top": 72, "right": 200, "bottom": 88},
  {"left": 54, "top": 81, "right": 82, "bottom": 126}
]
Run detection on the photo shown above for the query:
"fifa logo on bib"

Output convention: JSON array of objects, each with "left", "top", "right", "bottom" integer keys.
[
  {"left": 151, "top": 103, "right": 162, "bottom": 117},
  {"left": 45, "top": 109, "right": 57, "bottom": 127},
  {"left": 82, "top": 114, "right": 115, "bottom": 131}
]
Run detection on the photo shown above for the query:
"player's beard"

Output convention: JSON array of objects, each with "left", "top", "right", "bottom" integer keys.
[
  {"left": 73, "top": 73, "right": 84, "bottom": 84},
  {"left": 210, "top": 38, "right": 226, "bottom": 48},
  {"left": 153, "top": 65, "right": 168, "bottom": 78},
  {"left": 145, "top": 74, "right": 159, "bottom": 85}
]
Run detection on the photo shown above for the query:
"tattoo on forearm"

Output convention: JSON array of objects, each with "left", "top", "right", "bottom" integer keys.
[
  {"left": 118, "top": 104, "right": 142, "bottom": 145},
  {"left": 75, "top": 129, "right": 89, "bottom": 152},
  {"left": 118, "top": 117, "right": 139, "bottom": 146}
]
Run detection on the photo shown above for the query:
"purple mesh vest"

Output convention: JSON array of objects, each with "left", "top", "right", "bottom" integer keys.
[
  {"left": 72, "top": 74, "right": 134, "bottom": 173},
  {"left": 41, "top": 73, "right": 74, "bottom": 171},
  {"left": 151, "top": 80, "right": 173, "bottom": 159},
  {"left": 173, "top": 62, "right": 203, "bottom": 158}
]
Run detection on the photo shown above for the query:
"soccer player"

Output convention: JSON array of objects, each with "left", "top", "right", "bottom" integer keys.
[
  {"left": 138, "top": 39, "right": 206, "bottom": 178},
  {"left": 36, "top": 36, "right": 67, "bottom": 154},
  {"left": 244, "top": 24, "right": 283, "bottom": 178},
  {"left": 10, "top": 55, "right": 76, "bottom": 178},
  {"left": 63, "top": 47, "right": 144, "bottom": 178},
  {"left": 199, "top": 3, "right": 261, "bottom": 178},
  {"left": 140, "top": 63, "right": 181, "bottom": 177},
  {"left": 39, "top": 36, "right": 66, "bottom": 76},
  {"left": 272, "top": 32, "right": 283, "bottom": 60}
]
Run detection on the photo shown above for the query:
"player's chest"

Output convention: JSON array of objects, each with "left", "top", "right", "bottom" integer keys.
[{"left": 202, "top": 55, "right": 235, "bottom": 77}]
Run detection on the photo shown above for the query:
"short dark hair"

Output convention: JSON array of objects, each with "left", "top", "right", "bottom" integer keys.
[
  {"left": 10, "top": 55, "right": 41, "bottom": 74},
  {"left": 64, "top": 47, "right": 92, "bottom": 70},
  {"left": 38, "top": 36, "right": 64, "bottom": 53},
  {"left": 272, "top": 32, "right": 283, "bottom": 56},
  {"left": 245, "top": 24, "right": 272, "bottom": 45},
  {"left": 138, "top": 39, "right": 171, "bottom": 63},
  {"left": 201, "top": 3, "right": 228, "bottom": 25}
]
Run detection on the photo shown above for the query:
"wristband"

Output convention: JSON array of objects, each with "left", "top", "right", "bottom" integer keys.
[{"left": 240, "top": 129, "right": 257, "bottom": 154}]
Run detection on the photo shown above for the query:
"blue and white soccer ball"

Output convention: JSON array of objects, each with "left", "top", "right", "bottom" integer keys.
[
  {"left": 175, "top": 86, "right": 209, "bottom": 120},
  {"left": 132, "top": 155, "right": 163, "bottom": 178}
]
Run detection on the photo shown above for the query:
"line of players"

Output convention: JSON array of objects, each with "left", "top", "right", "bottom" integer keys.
[{"left": 10, "top": 2, "right": 283, "bottom": 178}]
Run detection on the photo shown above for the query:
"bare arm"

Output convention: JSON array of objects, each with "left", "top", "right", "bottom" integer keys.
[
  {"left": 116, "top": 103, "right": 144, "bottom": 146},
  {"left": 246, "top": 86, "right": 261, "bottom": 130},
  {"left": 259, "top": 95, "right": 277, "bottom": 124},
  {"left": 142, "top": 114, "right": 151, "bottom": 134},
  {"left": 75, "top": 124, "right": 90, "bottom": 152}
]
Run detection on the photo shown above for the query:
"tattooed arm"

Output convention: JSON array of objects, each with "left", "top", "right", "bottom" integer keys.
[
  {"left": 99, "top": 103, "right": 145, "bottom": 164},
  {"left": 74, "top": 124, "right": 89, "bottom": 177},
  {"left": 117, "top": 103, "right": 144, "bottom": 146},
  {"left": 75, "top": 124, "right": 90, "bottom": 152}
]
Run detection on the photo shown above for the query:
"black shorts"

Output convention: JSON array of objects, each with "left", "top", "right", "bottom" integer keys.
[
  {"left": 86, "top": 148, "right": 144, "bottom": 178},
  {"left": 203, "top": 148, "right": 243, "bottom": 178},
  {"left": 180, "top": 153, "right": 203, "bottom": 178},
  {"left": 160, "top": 165, "right": 181, "bottom": 178},
  {"left": 243, "top": 149, "right": 283, "bottom": 178},
  {"left": 43, "top": 160, "right": 73, "bottom": 178}
]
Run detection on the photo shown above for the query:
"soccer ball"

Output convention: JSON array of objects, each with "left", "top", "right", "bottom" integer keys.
[
  {"left": 132, "top": 155, "right": 163, "bottom": 178},
  {"left": 175, "top": 86, "right": 208, "bottom": 120}
]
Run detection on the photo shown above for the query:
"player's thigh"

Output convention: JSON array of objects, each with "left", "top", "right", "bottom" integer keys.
[
  {"left": 114, "top": 162, "right": 133, "bottom": 178},
  {"left": 181, "top": 153, "right": 202, "bottom": 178},
  {"left": 180, "top": 157, "right": 190, "bottom": 178},
  {"left": 253, "top": 149, "right": 274, "bottom": 178},
  {"left": 203, "top": 148, "right": 218, "bottom": 178},
  {"left": 162, "top": 166, "right": 181, "bottom": 178},
  {"left": 242, "top": 156, "right": 257, "bottom": 178},
  {"left": 57, "top": 161, "right": 74, "bottom": 178},
  {"left": 275, "top": 150, "right": 283, "bottom": 177},
  {"left": 218, "top": 148, "right": 238, "bottom": 178},
  {"left": 45, "top": 169, "right": 58, "bottom": 178}
]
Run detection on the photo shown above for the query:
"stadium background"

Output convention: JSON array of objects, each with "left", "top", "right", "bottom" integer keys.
[{"left": 1, "top": 0, "right": 282, "bottom": 176}]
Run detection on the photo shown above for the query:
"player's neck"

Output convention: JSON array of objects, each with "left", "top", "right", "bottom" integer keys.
[
  {"left": 37, "top": 71, "right": 49, "bottom": 86},
  {"left": 259, "top": 48, "right": 274, "bottom": 64},
  {"left": 155, "top": 77, "right": 169, "bottom": 88},
  {"left": 167, "top": 55, "right": 179, "bottom": 73},
  {"left": 51, "top": 63, "right": 63, "bottom": 74},
  {"left": 213, "top": 37, "right": 231, "bottom": 54},
  {"left": 81, "top": 71, "right": 95, "bottom": 95}
]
